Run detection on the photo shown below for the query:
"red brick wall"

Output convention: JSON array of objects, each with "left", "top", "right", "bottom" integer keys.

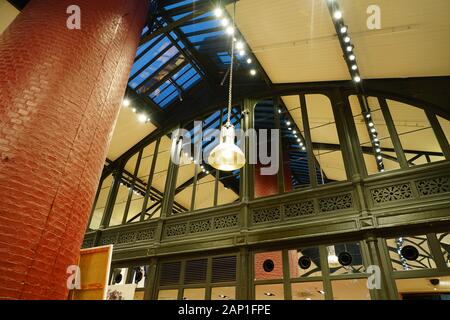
[
  {"left": 255, "top": 150, "right": 293, "bottom": 197},
  {"left": 254, "top": 251, "right": 284, "bottom": 280},
  {"left": 0, "top": 0, "right": 148, "bottom": 299}
]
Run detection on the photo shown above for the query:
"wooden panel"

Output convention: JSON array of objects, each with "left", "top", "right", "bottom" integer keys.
[{"left": 69, "top": 245, "right": 113, "bottom": 300}]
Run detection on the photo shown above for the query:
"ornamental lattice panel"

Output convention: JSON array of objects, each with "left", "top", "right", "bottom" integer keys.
[
  {"left": 284, "top": 200, "right": 315, "bottom": 218},
  {"left": 189, "top": 219, "right": 212, "bottom": 234},
  {"left": 318, "top": 193, "right": 353, "bottom": 212},
  {"left": 371, "top": 183, "right": 413, "bottom": 204},
  {"left": 214, "top": 214, "right": 239, "bottom": 230},
  {"left": 118, "top": 232, "right": 136, "bottom": 244},
  {"left": 135, "top": 229, "right": 155, "bottom": 241},
  {"left": 165, "top": 223, "right": 187, "bottom": 237},
  {"left": 101, "top": 235, "right": 117, "bottom": 245},
  {"left": 252, "top": 207, "right": 281, "bottom": 224},
  {"left": 416, "top": 176, "right": 450, "bottom": 197}
]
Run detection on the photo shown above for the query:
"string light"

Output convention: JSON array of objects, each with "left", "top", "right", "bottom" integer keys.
[{"left": 214, "top": 8, "right": 223, "bottom": 17}]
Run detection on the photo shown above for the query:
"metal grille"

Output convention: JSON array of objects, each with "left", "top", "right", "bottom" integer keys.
[
  {"left": 184, "top": 259, "right": 207, "bottom": 284},
  {"left": 159, "top": 262, "right": 181, "bottom": 286},
  {"left": 211, "top": 256, "right": 237, "bottom": 283}
]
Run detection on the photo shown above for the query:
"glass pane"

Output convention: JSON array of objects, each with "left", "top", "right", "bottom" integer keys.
[
  {"left": 158, "top": 289, "right": 178, "bottom": 300},
  {"left": 254, "top": 101, "right": 280, "bottom": 198},
  {"left": 288, "top": 247, "right": 322, "bottom": 278},
  {"left": 386, "top": 235, "right": 437, "bottom": 271},
  {"left": 280, "top": 96, "right": 312, "bottom": 190},
  {"left": 331, "top": 279, "right": 371, "bottom": 300},
  {"left": 254, "top": 251, "right": 283, "bottom": 281},
  {"left": 89, "top": 174, "right": 113, "bottom": 229},
  {"left": 183, "top": 288, "right": 206, "bottom": 300},
  {"left": 437, "top": 116, "right": 450, "bottom": 143},
  {"left": 327, "top": 242, "right": 365, "bottom": 275},
  {"left": 349, "top": 95, "right": 400, "bottom": 174},
  {"left": 388, "top": 99, "right": 445, "bottom": 165},
  {"left": 137, "top": 142, "right": 156, "bottom": 182},
  {"left": 291, "top": 281, "right": 325, "bottom": 300},
  {"left": 217, "top": 170, "right": 240, "bottom": 206},
  {"left": 194, "top": 174, "right": 215, "bottom": 210},
  {"left": 124, "top": 191, "right": 145, "bottom": 223},
  {"left": 255, "top": 284, "right": 284, "bottom": 300},
  {"left": 211, "top": 287, "right": 236, "bottom": 300},
  {"left": 306, "top": 94, "right": 346, "bottom": 184},
  {"left": 173, "top": 152, "right": 195, "bottom": 213},
  {"left": 142, "top": 137, "right": 171, "bottom": 220},
  {"left": 396, "top": 276, "right": 450, "bottom": 300},
  {"left": 436, "top": 233, "right": 450, "bottom": 267},
  {"left": 109, "top": 181, "right": 128, "bottom": 226}
]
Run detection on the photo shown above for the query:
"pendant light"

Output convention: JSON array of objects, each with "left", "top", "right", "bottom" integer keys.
[
  {"left": 327, "top": 246, "right": 340, "bottom": 268},
  {"left": 208, "top": 2, "right": 246, "bottom": 171}
]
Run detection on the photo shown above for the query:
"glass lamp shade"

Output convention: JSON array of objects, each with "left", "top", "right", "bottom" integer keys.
[
  {"left": 208, "top": 124, "right": 245, "bottom": 171},
  {"left": 327, "top": 246, "right": 340, "bottom": 268}
]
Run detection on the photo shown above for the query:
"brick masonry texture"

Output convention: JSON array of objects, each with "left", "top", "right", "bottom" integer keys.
[{"left": 0, "top": 0, "right": 148, "bottom": 299}]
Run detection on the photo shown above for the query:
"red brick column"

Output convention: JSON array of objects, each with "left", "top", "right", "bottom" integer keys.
[{"left": 0, "top": 0, "right": 148, "bottom": 299}]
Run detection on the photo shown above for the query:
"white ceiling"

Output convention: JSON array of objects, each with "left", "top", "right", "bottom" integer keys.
[
  {"left": 107, "top": 106, "right": 156, "bottom": 161},
  {"left": 233, "top": 0, "right": 450, "bottom": 83}
]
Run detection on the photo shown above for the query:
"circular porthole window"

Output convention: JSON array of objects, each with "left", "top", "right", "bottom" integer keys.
[
  {"left": 298, "top": 256, "right": 312, "bottom": 270},
  {"left": 262, "top": 259, "right": 275, "bottom": 272},
  {"left": 401, "top": 245, "right": 419, "bottom": 261}
]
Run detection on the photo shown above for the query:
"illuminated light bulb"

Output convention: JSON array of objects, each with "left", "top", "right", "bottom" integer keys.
[
  {"left": 247, "top": 58, "right": 252, "bottom": 64},
  {"left": 122, "top": 99, "right": 130, "bottom": 107},
  {"left": 366, "top": 113, "right": 371, "bottom": 118},
  {"left": 250, "top": 69, "right": 256, "bottom": 76},
  {"left": 302, "top": 146, "right": 306, "bottom": 151},
  {"left": 221, "top": 18, "right": 229, "bottom": 27},
  {"left": 333, "top": 10, "right": 342, "bottom": 20},
  {"left": 368, "top": 122, "right": 374, "bottom": 127},
  {"left": 278, "top": 109, "right": 281, "bottom": 113},
  {"left": 288, "top": 127, "right": 292, "bottom": 131},
  {"left": 297, "top": 138, "right": 301, "bottom": 142},
  {"left": 370, "top": 128, "right": 376, "bottom": 133},
  {"left": 226, "top": 26, "right": 235, "bottom": 35},
  {"left": 286, "top": 121, "right": 291, "bottom": 126},
  {"left": 340, "top": 26, "right": 347, "bottom": 33},
  {"left": 208, "top": 124, "right": 245, "bottom": 171},
  {"left": 239, "top": 50, "right": 245, "bottom": 56},
  {"left": 354, "top": 76, "right": 361, "bottom": 82},
  {"left": 236, "top": 41, "right": 244, "bottom": 50},
  {"left": 376, "top": 148, "right": 381, "bottom": 153},
  {"left": 380, "top": 169, "right": 385, "bottom": 172},
  {"left": 138, "top": 114, "right": 147, "bottom": 123},
  {"left": 377, "top": 155, "right": 382, "bottom": 160},
  {"left": 293, "top": 130, "right": 297, "bottom": 134},
  {"left": 214, "top": 8, "right": 223, "bottom": 17},
  {"left": 344, "top": 36, "right": 351, "bottom": 43},
  {"left": 352, "top": 64, "right": 358, "bottom": 70},
  {"left": 132, "top": 108, "right": 137, "bottom": 113},
  {"left": 349, "top": 54, "right": 356, "bottom": 61},
  {"left": 346, "top": 45, "right": 352, "bottom": 52}
]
